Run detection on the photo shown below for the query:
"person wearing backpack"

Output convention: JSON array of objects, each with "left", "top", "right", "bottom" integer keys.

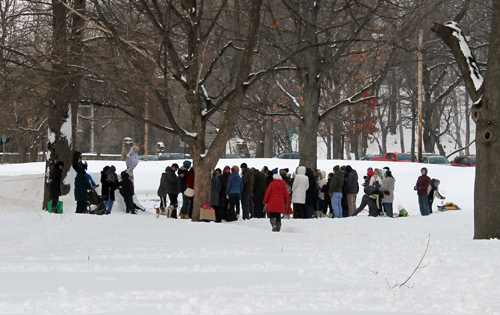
[{"left": 101, "top": 165, "right": 119, "bottom": 213}]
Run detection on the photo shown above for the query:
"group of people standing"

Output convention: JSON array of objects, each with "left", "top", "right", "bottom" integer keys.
[{"left": 47, "top": 149, "right": 446, "bottom": 227}]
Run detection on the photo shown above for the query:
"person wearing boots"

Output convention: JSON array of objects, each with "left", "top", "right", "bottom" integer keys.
[
  {"left": 264, "top": 174, "right": 290, "bottom": 232},
  {"left": 156, "top": 168, "right": 168, "bottom": 218},
  {"left": 74, "top": 170, "right": 92, "bottom": 213},
  {"left": 120, "top": 171, "right": 136, "bottom": 214},
  {"left": 49, "top": 161, "right": 64, "bottom": 213},
  {"left": 165, "top": 163, "right": 184, "bottom": 218}
]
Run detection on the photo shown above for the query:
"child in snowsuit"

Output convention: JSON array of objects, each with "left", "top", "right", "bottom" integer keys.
[
  {"left": 428, "top": 179, "right": 445, "bottom": 213},
  {"left": 120, "top": 171, "right": 136, "bottom": 214}
]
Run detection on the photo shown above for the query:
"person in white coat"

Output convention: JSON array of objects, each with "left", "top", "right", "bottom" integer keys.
[
  {"left": 379, "top": 170, "right": 395, "bottom": 217},
  {"left": 292, "top": 166, "right": 309, "bottom": 219}
]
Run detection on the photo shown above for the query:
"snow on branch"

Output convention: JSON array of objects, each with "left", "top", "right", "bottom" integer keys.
[
  {"left": 444, "top": 22, "right": 483, "bottom": 92},
  {"left": 276, "top": 80, "right": 301, "bottom": 108},
  {"left": 430, "top": 21, "right": 483, "bottom": 103}
]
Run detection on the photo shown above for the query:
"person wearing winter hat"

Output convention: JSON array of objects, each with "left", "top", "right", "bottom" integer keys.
[
  {"left": 226, "top": 165, "right": 243, "bottom": 221},
  {"left": 160, "top": 163, "right": 184, "bottom": 218},
  {"left": 183, "top": 160, "right": 192, "bottom": 169},
  {"left": 264, "top": 173, "right": 290, "bottom": 232},
  {"left": 415, "top": 167, "right": 431, "bottom": 216}
]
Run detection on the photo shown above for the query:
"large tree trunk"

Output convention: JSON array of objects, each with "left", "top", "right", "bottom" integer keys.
[
  {"left": 473, "top": 1, "right": 500, "bottom": 239},
  {"left": 43, "top": 0, "right": 76, "bottom": 210},
  {"left": 431, "top": 1, "right": 499, "bottom": 239}
]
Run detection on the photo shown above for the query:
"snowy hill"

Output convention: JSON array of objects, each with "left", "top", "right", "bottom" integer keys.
[{"left": 1, "top": 159, "right": 498, "bottom": 314}]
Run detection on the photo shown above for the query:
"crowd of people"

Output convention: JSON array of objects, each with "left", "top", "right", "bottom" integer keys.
[{"left": 47, "top": 147, "right": 446, "bottom": 232}]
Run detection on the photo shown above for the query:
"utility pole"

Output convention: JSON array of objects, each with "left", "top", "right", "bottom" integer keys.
[
  {"left": 144, "top": 92, "right": 149, "bottom": 161},
  {"left": 417, "top": 29, "right": 424, "bottom": 163}
]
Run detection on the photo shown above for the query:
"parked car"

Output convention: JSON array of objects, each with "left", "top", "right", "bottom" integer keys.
[
  {"left": 451, "top": 155, "right": 476, "bottom": 167},
  {"left": 138, "top": 155, "right": 160, "bottom": 161},
  {"left": 360, "top": 155, "right": 382, "bottom": 161},
  {"left": 224, "top": 154, "right": 242, "bottom": 158},
  {"left": 372, "top": 152, "right": 415, "bottom": 162},
  {"left": 278, "top": 152, "right": 299, "bottom": 159},
  {"left": 421, "top": 155, "right": 449, "bottom": 165},
  {"left": 158, "top": 153, "right": 187, "bottom": 160}
]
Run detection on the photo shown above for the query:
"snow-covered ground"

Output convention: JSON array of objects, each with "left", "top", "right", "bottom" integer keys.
[{"left": 1, "top": 158, "right": 498, "bottom": 314}]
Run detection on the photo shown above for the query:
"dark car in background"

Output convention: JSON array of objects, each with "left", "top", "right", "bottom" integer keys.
[
  {"left": 360, "top": 155, "right": 382, "bottom": 161},
  {"left": 159, "top": 153, "right": 187, "bottom": 160},
  {"left": 278, "top": 152, "right": 299, "bottom": 159},
  {"left": 451, "top": 155, "right": 476, "bottom": 167},
  {"left": 224, "top": 154, "right": 242, "bottom": 158},
  {"left": 138, "top": 155, "right": 160, "bottom": 161}
]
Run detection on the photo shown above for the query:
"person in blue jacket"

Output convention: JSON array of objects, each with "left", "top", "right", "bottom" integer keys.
[
  {"left": 74, "top": 172, "right": 92, "bottom": 213},
  {"left": 226, "top": 165, "right": 243, "bottom": 221}
]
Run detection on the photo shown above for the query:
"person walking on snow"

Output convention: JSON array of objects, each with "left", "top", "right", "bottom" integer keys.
[{"left": 264, "top": 174, "right": 290, "bottom": 232}]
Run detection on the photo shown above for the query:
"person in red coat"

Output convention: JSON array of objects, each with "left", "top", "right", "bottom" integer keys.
[{"left": 264, "top": 174, "right": 290, "bottom": 232}]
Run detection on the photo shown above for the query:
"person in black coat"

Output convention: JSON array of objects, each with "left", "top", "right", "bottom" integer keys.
[
  {"left": 215, "top": 168, "right": 227, "bottom": 220},
  {"left": 49, "top": 161, "right": 64, "bottom": 213},
  {"left": 305, "top": 168, "right": 317, "bottom": 219},
  {"left": 120, "top": 171, "right": 136, "bottom": 214},
  {"left": 101, "top": 165, "right": 119, "bottom": 213}
]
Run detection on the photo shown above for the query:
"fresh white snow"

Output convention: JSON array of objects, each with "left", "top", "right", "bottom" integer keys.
[{"left": 0, "top": 158, "right": 498, "bottom": 314}]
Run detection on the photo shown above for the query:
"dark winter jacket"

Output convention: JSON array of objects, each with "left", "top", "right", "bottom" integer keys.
[
  {"left": 241, "top": 168, "right": 254, "bottom": 194},
  {"left": 157, "top": 172, "right": 168, "bottom": 197},
  {"left": 218, "top": 175, "right": 227, "bottom": 206},
  {"left": 72, "top": 151, "right": 87, "bottom": 175},
  {"left": 120, "top": 172, "right": 134, "bottom": 197},
  {"left": 416, "top": 169, "right": 431, "bottom": 196},
  {"left": 344, "top": 166, "right": 359, "bottom": 194},
  {"left": 101, "top": 166, "right": 119, "bottom": 200},
  {"left": 428, "top": 179, "right": 445, "bottom": 203},
  {"left": 329, "top": 171, "right": 344, "bottom": 194},
  {"left": 305, "top": 168, "right": 318, "bottom": 204},
  {"left": 264, "top": 177, "right": 290, "bottom": 214},
  {"left": 74, "top": 173, "right": 92, "bottom": 201},
  {"left": 49, "top": 162, "right": 64, "bottom": 197},
  {"left": 179, "top": 166, "right": 189, "bottom": 192},
  {"left": 226, "top": 171, "right": 243, "bottom": 195},
  {"left": 265, "top": 172, "right": 274, "bottom": 187},
  {"left": 211, "top": 173, "right": 222, "bottom": 206},
  {"left": 165, "top": 166, "right": 182, "bottom": 194},
  {"left": 253, "top": 169, "right": 267, "bottom": 194}
]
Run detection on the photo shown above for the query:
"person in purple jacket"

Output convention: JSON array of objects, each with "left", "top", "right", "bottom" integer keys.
[{"left": 415, "top": 167, "right": 431, "bottom": 216}]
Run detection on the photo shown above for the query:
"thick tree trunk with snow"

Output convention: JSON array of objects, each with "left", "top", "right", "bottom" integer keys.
[
  {"left": 43, "top": 0, "right": 86, "bottom": 210},
  {"left": 431, "top": 1, "right": 500, "bottom": 239}
]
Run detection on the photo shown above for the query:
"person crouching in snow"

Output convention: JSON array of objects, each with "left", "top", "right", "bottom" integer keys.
[
  {"left": 351, "top": 185, "right": 380, "bottom": 217},
  {"left": 120, "top": 171, "right": 136, "bottom": 214},
  {"left": 428, "top": 179, "right": 445, "bottom": 213},
  {"left": 263, "top": 174, "right": 290, "bottom": 232}
]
